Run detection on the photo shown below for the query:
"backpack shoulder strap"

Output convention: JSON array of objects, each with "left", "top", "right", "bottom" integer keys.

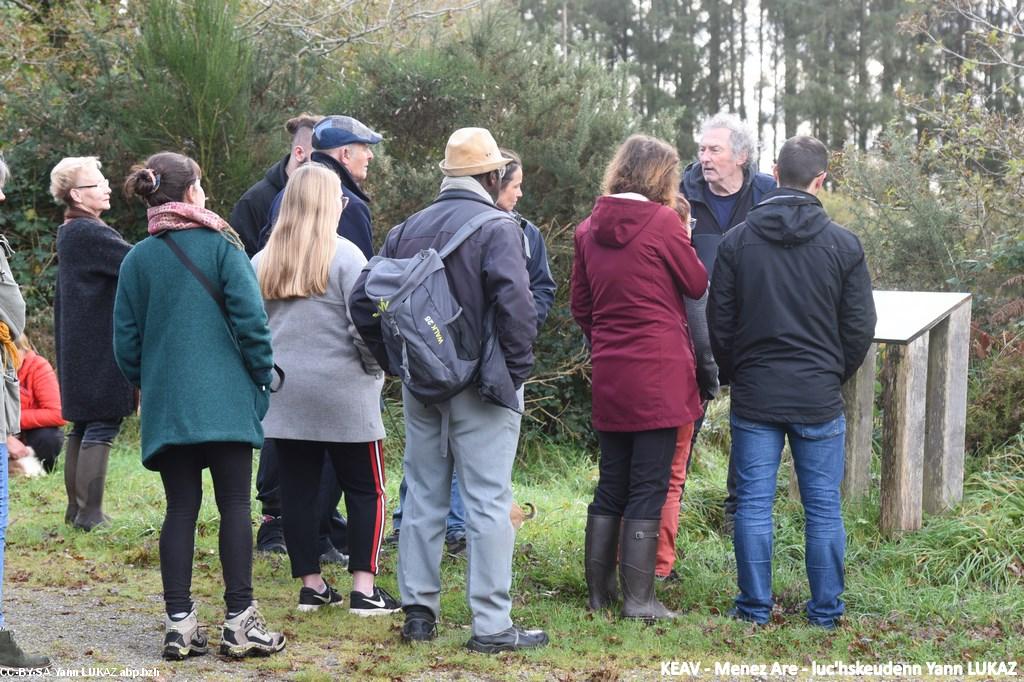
[{"left": 437, "top": 210, "right": 508, "bottom": 260}]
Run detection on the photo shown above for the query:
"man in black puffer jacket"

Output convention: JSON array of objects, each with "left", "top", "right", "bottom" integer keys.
[{"left": 708, "top": 135, "right": 876, "bottom": 629}]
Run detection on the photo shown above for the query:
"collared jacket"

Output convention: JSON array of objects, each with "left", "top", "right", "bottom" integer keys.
[
  {"left": 680, "top": 161, "right": 776, "bottom": 278},
  {"left": 230, "top": 154, "right": 289, "bottom": 257},
  {"left": 350, "top": 189, "right": 536, "bottom": 411},
  {"left": 571, "top": 195, "right": 707, "bottom": 432},
  {"left": 260, "top": 152, "right": 375, "bottom": 259},
  {"left": 707, "top": 188, "right": 877, "bottom": 423},
  {"left": 0, "top": 236, "right": 25, "bottom": 438}
]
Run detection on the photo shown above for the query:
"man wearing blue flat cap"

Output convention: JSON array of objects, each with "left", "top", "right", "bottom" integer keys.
[{"left": 260, "top": 114, "right": 383, "bottom": 259}]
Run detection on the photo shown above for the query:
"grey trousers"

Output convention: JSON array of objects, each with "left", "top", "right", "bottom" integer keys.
[{"left": 397, "top": 384, "right": 522, "bottom": 636}]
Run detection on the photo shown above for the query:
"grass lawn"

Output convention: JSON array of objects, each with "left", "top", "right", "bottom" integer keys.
[{"left": 6, "top": 398, "right": 1023, "bottom": 680}]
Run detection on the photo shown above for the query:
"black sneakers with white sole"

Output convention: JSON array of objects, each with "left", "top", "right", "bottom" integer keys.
[
  {"left": 297, "top": 582, "right": 345, "bottom": 612},
  {"left": 349, "top": 586, "right": 402, "bottom": 617}
]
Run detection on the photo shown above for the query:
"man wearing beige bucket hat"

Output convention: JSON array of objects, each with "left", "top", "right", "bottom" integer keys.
[{"left": 351, "top": 127, "right": 547, "bottom": 653}]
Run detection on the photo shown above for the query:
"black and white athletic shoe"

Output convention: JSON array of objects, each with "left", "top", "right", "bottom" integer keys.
[
  {"left": 297, "top": 582, "right": 345, "bottom": 612},
  {"left": 349, "top": 586, "right": 402, "bottom": 617}
]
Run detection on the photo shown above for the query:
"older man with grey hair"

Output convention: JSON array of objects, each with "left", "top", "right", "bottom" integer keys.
[
  {"left": 682, "top": 113, "right": 777, "bottom": 277},
  {"left": 680, "top": 113, "right": 777, "bottom": 536}
]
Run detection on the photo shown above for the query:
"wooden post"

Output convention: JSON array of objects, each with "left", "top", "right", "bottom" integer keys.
[
  {"left": 880, "top": 335, "right": 929, "bottom": 535},
  {"left": 923, "top": 300, "right": 971, "bottom": 514},
  {"left": 842, "top": 343, "right": 877, "bottom": 500}
]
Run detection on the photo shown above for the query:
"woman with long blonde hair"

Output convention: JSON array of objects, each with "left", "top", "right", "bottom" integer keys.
[
  {"left": 255, "top": 163, "right": 398, "bottom": 616},
  {"left": 571, "top": 134, "right": 707, "bottom": 621}
]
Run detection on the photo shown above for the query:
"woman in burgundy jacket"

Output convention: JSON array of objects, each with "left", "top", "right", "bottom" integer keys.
[
  {"left": 7, "top": 334, "right": 66, "bottom": 473},
  {"left": 571, "top": 134, "right": 707, "bottom": 621}
]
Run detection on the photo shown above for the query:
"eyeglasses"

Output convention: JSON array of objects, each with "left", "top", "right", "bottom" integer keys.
[
  {"left": 74, "top": 178, "right": 110, "bottom": 190},
  {"left": 496, "top": 165, "right": 507, "bottom": 181}
]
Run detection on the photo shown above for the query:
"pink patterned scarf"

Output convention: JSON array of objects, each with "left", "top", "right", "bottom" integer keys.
[
  {"left": 148, "top": 201, "right": 228, "bottom": 233},
  {"left": 147, "top": 202, "right": 244, "bottom": 249}
]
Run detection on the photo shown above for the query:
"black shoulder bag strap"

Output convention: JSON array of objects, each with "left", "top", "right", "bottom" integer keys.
[{"left": 157, "top": 231, "right": 285, "bottom": 392}]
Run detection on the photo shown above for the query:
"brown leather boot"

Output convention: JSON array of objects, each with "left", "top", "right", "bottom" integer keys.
[
  {"left": 619, "top": 518, "right": 677, "bottom": 620},
  {"left": 584, "top": 514, "right": 620, "bottom": 610},
  {"left": 73, "top": 442, "right": 112, "bottom": 531},
  {"left": 63, "top": 434, "right": 82, "bottom": 524}
]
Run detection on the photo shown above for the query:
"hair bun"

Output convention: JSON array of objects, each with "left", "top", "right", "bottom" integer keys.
[
  {"left": 124, "top": 165, "right": 160, "bottom": 202},
  {"left": 141, "top": 169, "right": 161, "bottom": 196}
]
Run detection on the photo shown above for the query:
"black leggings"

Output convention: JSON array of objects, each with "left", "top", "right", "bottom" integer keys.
[
  {"left": 590, "top": 428, "right": 678, "bottom": 520},
  {"left": 157, "top": 442, "right": 253, "bottom": 615},
  {"left": 273, "top": 439, "right": 386, "bottom": 578}
]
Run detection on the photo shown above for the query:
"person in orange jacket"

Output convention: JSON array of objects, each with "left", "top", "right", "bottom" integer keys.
[{"left": 6, "top": 334, "right": 66, "bottom": 473}]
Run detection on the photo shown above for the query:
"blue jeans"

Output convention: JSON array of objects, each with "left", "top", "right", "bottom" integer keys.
[
  {"left": 730, "top": 412, "right": 846, "bottom": 627},
  {"left": 0, "top": 442, "right": 8, "bottom": 628},
  {"left": 393, "top": 472, "right": 466, "bottom": 542}
]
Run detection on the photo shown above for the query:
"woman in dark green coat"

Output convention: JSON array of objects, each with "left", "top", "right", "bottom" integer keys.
[{"left": 114, "top": 152, "right": 285, "bottom": 662}]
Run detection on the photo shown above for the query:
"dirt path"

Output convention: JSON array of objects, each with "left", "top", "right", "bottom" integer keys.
[{"left": 5, "top": 584, "right": 275, "bottom": 681}]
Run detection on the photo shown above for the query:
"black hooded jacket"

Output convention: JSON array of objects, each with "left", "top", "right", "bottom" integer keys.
[
  {"left": 707, "top": 188, "right": 876, "bottom": 423},
  {"left": 229, "top": 155, "right": 289, "bottom": 257}
]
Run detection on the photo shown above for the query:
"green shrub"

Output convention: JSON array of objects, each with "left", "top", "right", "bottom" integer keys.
[
  {"left": 836, "top": 134, "right": 965, "bottom": 292},
  {"left": 966, "top": 340, "right": 1024, "bottom": 454},
  {"left": 122, "top": 0, "right": 315, "bottom": 217}
]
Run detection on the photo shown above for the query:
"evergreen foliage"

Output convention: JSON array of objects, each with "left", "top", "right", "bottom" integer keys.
[{"left": 124, "top": 0, "right": 314, "bottom": 217}]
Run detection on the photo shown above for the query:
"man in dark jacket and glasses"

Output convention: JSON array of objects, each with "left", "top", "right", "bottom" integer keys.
[{"left": 708, "top": 135, "right": 876, "bottom": 629}]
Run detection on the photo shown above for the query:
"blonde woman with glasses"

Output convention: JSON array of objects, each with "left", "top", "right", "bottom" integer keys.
[
  {"left": 50, "top": 156, "right": 134, "bottom": 531},
  {"left": 254, "top": 163, "right": 399, "bottom": 616}
]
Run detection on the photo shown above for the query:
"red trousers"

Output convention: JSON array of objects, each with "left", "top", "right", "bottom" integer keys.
[{"left": 656, "top": 422, "right": 694, "bottom": 577}]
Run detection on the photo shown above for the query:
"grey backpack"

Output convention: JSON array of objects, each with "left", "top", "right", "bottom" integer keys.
[{"left": 363, "top": 209, "right": 505, "bottom": 405}]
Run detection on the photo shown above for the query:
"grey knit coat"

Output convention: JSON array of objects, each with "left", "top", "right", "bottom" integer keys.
[{"left": 254, "top": 237, "right": 385, "bottom": 443}]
